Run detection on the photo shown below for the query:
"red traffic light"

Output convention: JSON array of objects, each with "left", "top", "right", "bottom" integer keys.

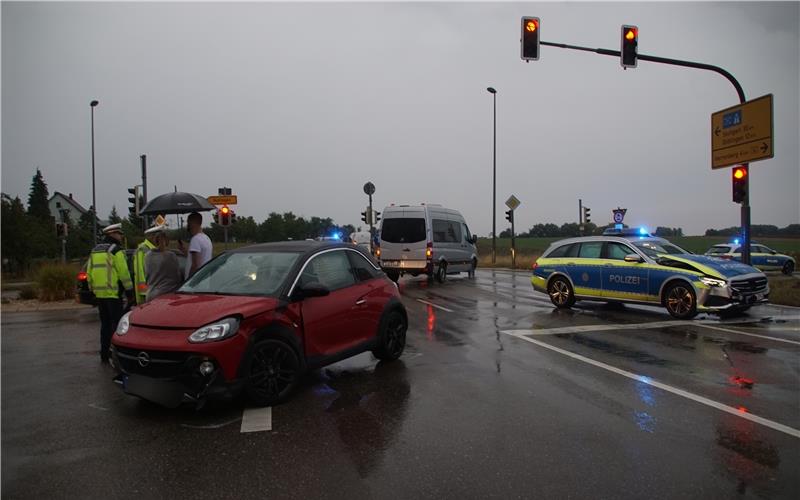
[
  {"left": 625, "top": 28, "right": 637, "bottom": 40},
  {"left": 525, "top": 19, "right": 538, "bottom": 32},
  {"left": 733, "top": 167, "right": 747, "bottom": 180},
  {"left": 220, "top": 205, "right": 230, "bottom": 215}
]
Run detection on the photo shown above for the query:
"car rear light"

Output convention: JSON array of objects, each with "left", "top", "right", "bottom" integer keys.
[
  {"left": 720, "top": 255, "right": 732, "bottom": 260},
  {"left": 77, "top": 272, "right": 88, "bottom": 281},
  {"left": 426, "top": 242, "right": 433, "bottom": 259},
  {"left": 531, "top": 261, "right": 539, "bottom": 271},
  {"left": 375, "top": 247, "right": 381, "bottom": 257}
]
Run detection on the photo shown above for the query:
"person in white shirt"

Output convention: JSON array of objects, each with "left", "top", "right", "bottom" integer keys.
[{"left": 178, "top": 212, "right": 212, "bottom": 278}]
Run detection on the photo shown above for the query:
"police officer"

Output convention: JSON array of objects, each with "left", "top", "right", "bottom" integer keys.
[
  {"left": 133, "top": 224, "right": 158, "bottom": 305},
  {"left": 86, "top": 223, "right": 134, "bottom": 363}
]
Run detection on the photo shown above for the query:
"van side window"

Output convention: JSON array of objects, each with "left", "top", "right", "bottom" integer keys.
[
  {"left": 447, "top": 221, "right": 462, "bottom": 243},
  {"left": 462, "top": 223, "right": 472, "bottom": 243},
  {"left": 433, "top": 219, "right": 449, "bottom": 243}
]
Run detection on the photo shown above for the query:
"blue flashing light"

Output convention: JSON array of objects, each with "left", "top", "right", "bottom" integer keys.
[
  {"left": 334, "top": 232, "right": 342, "bottom": 240},
  {"left": 638, "top": 227, "right": 648, "bottom": 235},
  {"left": 733, "top": 238, "right": 740, "bottom": 245},
  {"left": 614, "top": 223, "right": 623, "bottom": 230}
]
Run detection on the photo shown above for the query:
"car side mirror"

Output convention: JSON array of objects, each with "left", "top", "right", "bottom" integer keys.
[
  {"left": 292, "top": 282, "right": 330, "bottom": 300},
  {"left": 771, "top": 250, "right": 777, "bottom": 255},
  {"left": 624, "top": 254, "right": 643, "bottom": 263}
]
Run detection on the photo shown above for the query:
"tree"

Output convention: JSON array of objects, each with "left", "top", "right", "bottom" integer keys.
[
  {"left": 108, "top": 205, "right": 122, "bottom": 224},
  {"left": 27, "top": 168, "right": 52, "bottom": 222},
  {"left": 1, "top": 194, "right": 30, "bottom": 273}
]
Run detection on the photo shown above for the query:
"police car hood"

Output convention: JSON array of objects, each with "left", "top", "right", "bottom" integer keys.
[
  {"left": 657, "top": 254, "right": 760, "bottom": 279},
  {"left": 130, "top": 293, "right": 279, "bottom": 328}
]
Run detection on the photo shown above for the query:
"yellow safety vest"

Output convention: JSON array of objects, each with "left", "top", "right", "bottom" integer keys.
[
  {"left": 133, "top": 239, "right": 156, "bottom": 304},
  {"left": 86, "top": 243, "right": 133, "bottom": 299}
]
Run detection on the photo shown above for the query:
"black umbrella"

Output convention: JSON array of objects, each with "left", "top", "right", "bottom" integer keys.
[{"left": 139, "top": 192, "right": 216, "bottom": 215}]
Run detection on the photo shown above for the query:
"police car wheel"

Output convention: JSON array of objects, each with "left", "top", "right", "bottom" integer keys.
[
  {"left": 548, "top": 277, "right": 575, "bottom": 308},
  {"left": 664, "top": 282, "right": 697, "bottom": 319},
  {"left": 782, "top": 261, "right": 795, "bottom": 275}
]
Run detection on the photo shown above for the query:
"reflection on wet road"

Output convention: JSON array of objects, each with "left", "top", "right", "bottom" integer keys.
[{"left": 1, "top": 269, "right": 798, "bottom": 498}]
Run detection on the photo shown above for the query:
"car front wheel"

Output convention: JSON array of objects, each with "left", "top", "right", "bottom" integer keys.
[
  {"left": 245, "top": 339, "right": 301, "bottom": 407},
  {"left": 664, "top": 282, "right": 698, "bottom": 319},
  {"left": 548, "top": 276, "right": 575, "bottom": 308},
  {"left": 782, "top": 261, "right": 795, "bottom": 275}
]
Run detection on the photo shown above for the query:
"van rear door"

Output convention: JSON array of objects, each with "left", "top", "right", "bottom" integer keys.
[{"left": 379, "top": 211, "right": 428, "bottom": 271}]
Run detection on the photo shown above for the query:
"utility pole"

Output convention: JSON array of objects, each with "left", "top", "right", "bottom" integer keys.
[{"left": 140, "top": 155, "right": 148, "bottom": 230}]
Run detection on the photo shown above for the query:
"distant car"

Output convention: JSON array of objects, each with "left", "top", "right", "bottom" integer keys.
[
  {"left": 76, "top": 249, "right": 188, "bottom": 305},
  {"left": 111, "top": 241, "right": 407, "bottom": 408},
  {"left": 705, "top": 242, "right": 795, "bottom": 275},
  {"left": 531, "top": 233, "right": 769, "bottom": 319}
]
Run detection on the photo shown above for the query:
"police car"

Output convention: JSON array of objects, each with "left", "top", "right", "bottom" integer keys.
[
  {"left": 705, "top": 241, "right": 796, "bottom": 275},
  {"left": 531, "top": 229, "right": 769, "bottom": 319}
]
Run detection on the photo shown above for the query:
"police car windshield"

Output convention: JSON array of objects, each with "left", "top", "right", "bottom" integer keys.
[
  {"left": 180, "top": 251, "right": 300, "bottom": 296},
  {"left": 632, "top": 240, "right": 689, "bottom": 258}
]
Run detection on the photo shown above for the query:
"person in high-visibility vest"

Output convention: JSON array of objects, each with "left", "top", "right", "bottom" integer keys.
[
  {"left": 133, "top": 231, "right": 157, "bottom": 304},
  {"left": 86, "top": 223, "right": 134, "bottom": 364}
]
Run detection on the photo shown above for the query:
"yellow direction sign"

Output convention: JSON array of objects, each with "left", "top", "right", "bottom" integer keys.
[
  {"left": 711, "top": 94, "right": 773, "bottom": 169},
  {"left": 207, "top": 195, "right": 238, "bottom": 205}
]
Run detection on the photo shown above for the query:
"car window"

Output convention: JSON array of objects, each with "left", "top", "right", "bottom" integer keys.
[
  {"left": 578, "top": 242, "right": 603, "bottom": 259},
  {"left": 752, "top": 245, "right": 770, "bottom": 253},
  {"left": 432, "top": 219, "right": 449, "bottom": 243},
  {"left": 547, "top": 244, "right": 574, "bottom": 258},
  {"left": 381, "top": 218, "right": 426, "bottom": 244},
  {"left": 706, "top": 246, "right": 730, "bottom": 255},
  {"left": 447, "top": 221, "right": 462, "bottom": 243},
  {"left": 180, "top": 251, "right": 300, "bottom": 296},
  {"left": 462, "top": 223, "right": 472, "bottom": 244},
  {"left": 605, "top": 242, "right": 634, "bottom": 260},
  {"left": 347, "top": 251, "right": 380, "bottom": 282},
  {"left": 633, "top": 240, "right": 690, "bottom": 258},
  {"left": 299, "top": 251, "right": 355, "bottom": 291}
]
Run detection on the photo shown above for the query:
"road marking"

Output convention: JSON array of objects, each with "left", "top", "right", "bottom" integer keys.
[
  {"left": 88, "top": 403, "right": 109, "bottom": 411},
  {"left": 695, "top": 324, "right": 800, "bottom": 346},
  {"left": 501, "top": 330, "right": 800, "bottom": 438},
  {"left": 181, "top": 417, "right": 242, "bottom": 430},
  {"left": 240, "top": 407, "right": 272, "bottom": 433},
  {"left": 502, "top": 320, "right": 694, "bottom": 336},
  {"left": 416, "top": 299, "right": 454, "bottom": 312}
]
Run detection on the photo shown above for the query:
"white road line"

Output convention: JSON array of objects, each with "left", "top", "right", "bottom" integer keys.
[
  {"left": 501, "top": 330, "right": 800, "bottom": 438},
  {"left": 240, "top": 407, "right": 272, "bottom": 433},
  {"left": 182, "top": 417, "right": 242, "bottom": 430},
  {"left": 503, "top": 320, "right": 694, "bottom": 336},
  {"left": 695, "top": 324, "right": 800, "bottom": 346},
  {"left": 416, "top": 299, "right": 454, "bottom": 313}
]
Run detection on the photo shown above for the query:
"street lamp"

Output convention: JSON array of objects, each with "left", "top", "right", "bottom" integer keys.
[
  {"left": 486, "top": 87, "right": 497, "bottom": 264},
  {"left": 90, "top": 100, "right": 99, "bottom": 244}
]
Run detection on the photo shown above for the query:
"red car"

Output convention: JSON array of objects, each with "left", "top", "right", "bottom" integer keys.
[{"left": 111, "top": 241, "right": 407, "bottom": 408}]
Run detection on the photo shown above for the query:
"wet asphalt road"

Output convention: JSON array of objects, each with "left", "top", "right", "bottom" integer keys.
[{"left": 2, "top": 269, "right": 799, "bottom": 499}]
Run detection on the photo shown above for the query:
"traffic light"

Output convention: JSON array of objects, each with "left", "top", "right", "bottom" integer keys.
[
  {"left": 521, "top": 17, "right": 540, "bottom": 61},
  {"left": 127, "top": 186, "right": 140, "bottom": 217},
  {"left": 373, "top": 210, "right": 381, "bottom": 224},
  {"left": 505, "top": 209, "right": 514, "bottom": 224},
  {"left": 621, "top": 25, "right": 638, "bottom": 68},
  {"left": 230, "top": 209, "right": 237, "bottom": 225},
  {"left": 219, "top": 205, "right": 231, "bottom": 227},
  {"left": 732, "top": 166, "right": 748, "bottom": 203},
  {"left": 583, "top": 206, "right": 591, "bottom": 224}
]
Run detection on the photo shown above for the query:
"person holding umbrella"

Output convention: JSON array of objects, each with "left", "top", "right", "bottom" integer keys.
[{"left": 178, "top": 212, "right": 212, "bottom": 278}]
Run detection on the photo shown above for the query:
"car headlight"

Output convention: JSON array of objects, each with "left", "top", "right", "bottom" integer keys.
[
  {"left": 700, "top": 277, "right": 727, "bottom": 287},
  {"left": 188, "top": 317, "right": 240, "bottom": 343},
  {"left": 116, "top": 311, "right": 132, "bottom": 335}
]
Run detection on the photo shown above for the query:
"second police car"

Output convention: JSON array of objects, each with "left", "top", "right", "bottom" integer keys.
[
  {"left": 531, "top": 229, "right": 769, "bottom": 319},
  {"left": 705, "top": 241, "right": 796, "bottom": 275}
]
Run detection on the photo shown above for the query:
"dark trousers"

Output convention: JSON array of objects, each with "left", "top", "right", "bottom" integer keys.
[{"left": 97, "top": 298, "right": 123, "bottom": 360}]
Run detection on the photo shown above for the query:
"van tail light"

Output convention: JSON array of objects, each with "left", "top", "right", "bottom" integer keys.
[
  {"left": 77, "top": 272, "right": 88, "bottom": 281},
  {"left": 426, "top": 242, "right": 433, "bottom": 259}
]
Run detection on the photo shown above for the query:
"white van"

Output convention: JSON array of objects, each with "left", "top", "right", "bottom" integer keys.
[{"left": 377, "top": 204, "right": 478, "bottom": 282}]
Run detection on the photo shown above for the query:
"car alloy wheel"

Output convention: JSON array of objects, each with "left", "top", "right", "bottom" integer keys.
[
  {"left": 665, "top": 283, "right": 697, "bottom": 319},
  {"left": 548, "top": 277, "right": 575, "bottom": 308},
  {"left": 374, "top": 310, "right": 407, "bottom": 361},
  {"left": 436, "top": 262, "right": 447, "bottom": 283},
  {"left": 246, "top": 339, "right": 300, "bottom": 406},
  {"left": 783, "top": 261, "right": 795, "bottom": 275}
]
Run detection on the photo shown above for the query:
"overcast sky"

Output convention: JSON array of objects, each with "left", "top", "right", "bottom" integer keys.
[{"left": 2, "top": 1, "right": 798, "bottom": 236}]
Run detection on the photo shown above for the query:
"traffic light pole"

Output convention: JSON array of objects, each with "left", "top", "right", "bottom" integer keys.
[
  {"left": 368, "top": 193, "right": 374, "bottom": 254},
  {"left": 511, "top": 213, "right": 516, "bottom": 269},
  {"left": 540, "top": 40, "right": 751, "bottom": 264}
]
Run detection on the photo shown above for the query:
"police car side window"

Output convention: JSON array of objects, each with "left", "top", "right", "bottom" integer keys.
[
  {"left": 606, "top": 242, "right": 634, "bottom": 260},
  {"left": 578, "top": 242, "right": 602, "bottom": 259},
  {"left": 548, "top": 244, "right": 573, "bottom": 258}
]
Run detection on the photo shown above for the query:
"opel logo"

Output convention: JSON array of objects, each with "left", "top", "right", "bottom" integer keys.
[{"left": 137, "top": 351, "right": 150, "bottom": 367}]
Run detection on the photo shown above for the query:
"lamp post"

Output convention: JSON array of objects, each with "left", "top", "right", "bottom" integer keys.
[
  {"left": 90, "top": 100, "right": 99, "bottom": 244},
  {"left": 486, "top": 87, "right": 497, "bottom": 264}
]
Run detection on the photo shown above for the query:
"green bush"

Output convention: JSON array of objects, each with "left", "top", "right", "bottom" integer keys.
[
  {"left": 18, "top": 285, "right": 39, "bottom": 300},
  {"left": 36, "top": 264, "right": 75, "bottom": 302}
]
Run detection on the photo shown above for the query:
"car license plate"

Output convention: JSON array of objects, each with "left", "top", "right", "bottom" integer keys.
[{"left": 383, "top": 260, "right": 401, "bottom": 267}]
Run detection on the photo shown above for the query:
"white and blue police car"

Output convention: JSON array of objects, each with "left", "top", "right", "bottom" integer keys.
[{"left": 531, "top": 228, "right": 769, "bottom": 319}]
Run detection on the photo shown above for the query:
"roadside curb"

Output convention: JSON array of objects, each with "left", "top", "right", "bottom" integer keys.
[{"left": 1, "top": 300, "right": 94, "bottom": 313}]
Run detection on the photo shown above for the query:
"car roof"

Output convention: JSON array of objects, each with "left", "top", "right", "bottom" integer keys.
[{"left": 547, "top": 235, "right": 669, "bottom": 246}]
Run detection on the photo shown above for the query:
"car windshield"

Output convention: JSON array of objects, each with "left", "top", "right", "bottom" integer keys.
[
  {"left": 179, "top": 251, "right": 300, "bottom": 296},
  {"left": 633, "top": 240, "right": 690, "bottom": 258}
]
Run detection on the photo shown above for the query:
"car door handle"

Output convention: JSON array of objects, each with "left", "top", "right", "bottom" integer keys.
[
  {"left": 355, "top": 299, "right": 366, "bottom": 305},
  {"left": 403, "top": 248, "right": 411, "bottom": 252}
]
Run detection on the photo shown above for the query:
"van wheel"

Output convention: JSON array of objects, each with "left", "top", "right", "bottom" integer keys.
[
  {"left": 548, "top": 277, "right": 575, "bottom": 308},
  {"left": 468, "top": 258, "right": 477, "bottom": 278},
  {"left": 435, "top": 262, "right": 447, "bottom": 283},
  {"left": 663, "top": 282, "right": 697, "bottom": 319},
  {"left": 386, "top": 270, "right": 400, "bottom": 283},
  {"left": 244, "top": 339, "right": 300, "bottom": 407}
]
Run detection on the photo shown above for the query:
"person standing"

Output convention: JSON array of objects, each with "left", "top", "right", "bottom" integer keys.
[
  {"left": 178, "top": 212, "right": 212, "bottom": 279},
  {"left": 133, "top": 229, "right": 157, "bottom": 305},
  {"left": 144, "top": 224, "right": 184, "bottom": 301},
  {"left": 86, "top": 223, "right": 134, "bottom": 364}
]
